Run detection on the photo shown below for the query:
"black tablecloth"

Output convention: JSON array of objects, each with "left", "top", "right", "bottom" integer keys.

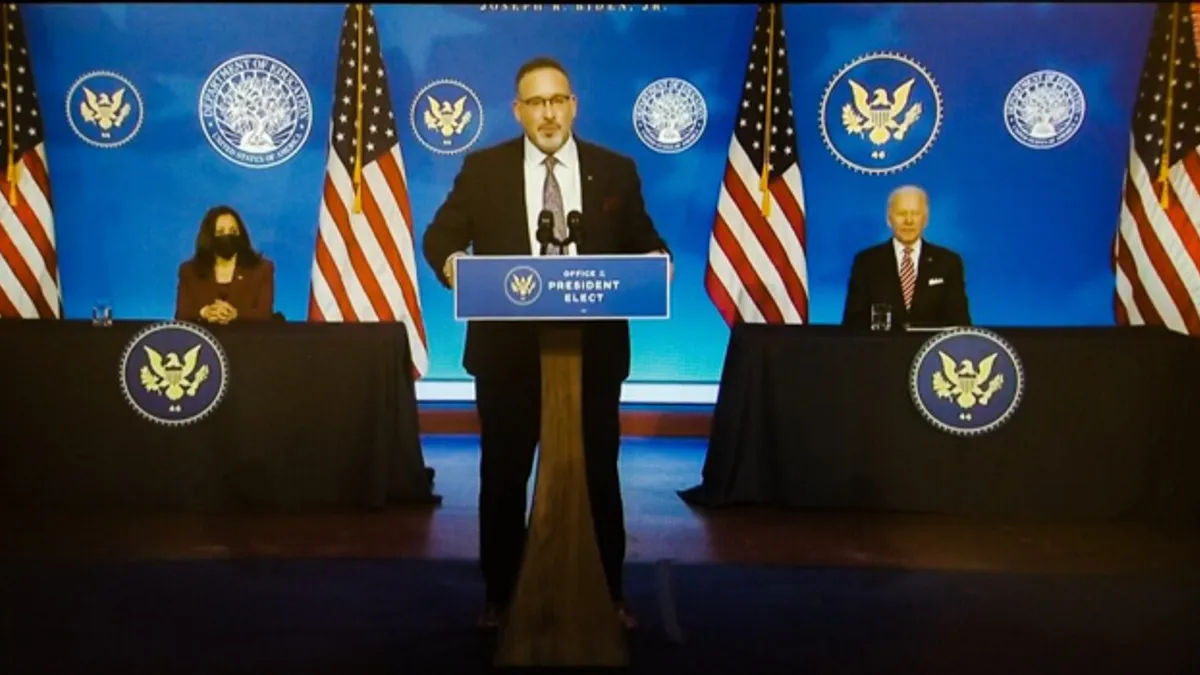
[
  {"left": 680, "top": 325, "right": 1200, "bottom": 522},
  {"left": 0, "top": 320, "right": 440, "bottom": 511}
]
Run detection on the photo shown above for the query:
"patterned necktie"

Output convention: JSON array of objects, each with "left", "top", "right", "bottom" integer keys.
[
  {"left": 900, "top": 246, "right": 916, "bottom": 309},
  {"left": 542, "top": 156, "right": 568, "bottom": 255}
]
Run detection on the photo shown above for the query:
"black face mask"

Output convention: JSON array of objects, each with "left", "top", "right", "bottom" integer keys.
[{"left": 213, "top": 235, "right": 238, "bottom": 259}]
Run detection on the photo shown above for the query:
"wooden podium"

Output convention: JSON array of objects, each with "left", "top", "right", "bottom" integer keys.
[
  {"left": 451, "top": 251, "right": 671, "bottom": 668},
  {"left": 493, "top": 324, "right": 628, "bottom": 667}
]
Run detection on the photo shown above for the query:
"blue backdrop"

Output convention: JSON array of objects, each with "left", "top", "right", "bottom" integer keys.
[{"left": 20, "top": 3, "right": 1155, "bottom": 394}]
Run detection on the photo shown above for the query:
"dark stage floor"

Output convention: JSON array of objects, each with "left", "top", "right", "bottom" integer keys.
[{"left": 2, "top": 436, "right": 1198, "bottom": 673}]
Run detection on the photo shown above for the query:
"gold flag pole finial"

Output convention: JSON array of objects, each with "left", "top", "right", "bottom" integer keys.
[
  {"left": 1159, "top": 3, "right": 1183, "bottom": 208},
  {"left": 353, "top": 3, "right": 366, "bottom": 214},
  {"left": 759, "top": 3, "right": 777, "bottom": 218},
  {"left": 3, "top": 5, "right": 17, "bottom": 207}
]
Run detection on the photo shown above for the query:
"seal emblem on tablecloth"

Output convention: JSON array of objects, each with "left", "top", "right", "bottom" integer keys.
[
  {"left": 910, "top": 327, "right": 1024, "bottom": 436},
  {"left": 120, "top": 321, "right": 228, "bottom": 426}
]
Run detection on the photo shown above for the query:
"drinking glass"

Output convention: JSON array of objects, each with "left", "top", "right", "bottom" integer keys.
[
  {"left": 869, "top": 303, "right": 891, "bottom": 332},
  {"left": 91, "top": 300, "right": 112, "bottom": 327}
]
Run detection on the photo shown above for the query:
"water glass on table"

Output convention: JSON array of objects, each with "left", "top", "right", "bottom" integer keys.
[
  {"left": 91, "top": 300, "right": 112, "bottom": 327},
  {"left": 870, "top": 303, "right": 891, "bottom": 332}
]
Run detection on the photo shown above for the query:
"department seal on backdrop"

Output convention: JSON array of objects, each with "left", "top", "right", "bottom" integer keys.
[
  {"left": 1003, "top": 69, "right": 1086, "bottom": 149},
  {"left": 410, "top": 79, "right": 484, "bottom": 155},
  {"left": 65, "top": 70, "right": 144, "bottom": 148},
  {"left": 632, "top": 77, "right": 707, "bottom": 154},
  {"left": 120, "top": 321, "right": 229, "bottom": 426},
  {"left": 820, "top": 51, "right": 942, "bottom": 175},
  {"left": 198, "top": 53, "right": 313, "bottom": 169},
  {"left": 504, "top": 266, "right": 542, "bottom": 306},
  {"left": 909, "top": 327, "right": 1024, "bottom": 437}
]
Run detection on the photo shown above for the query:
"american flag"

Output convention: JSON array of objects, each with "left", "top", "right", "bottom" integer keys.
[
  {"left": 1114, "top": 3, "right": 1200, "bottom": 335},
  {"left": 307, "top": 3, "right": 429, "bottom": 376},
  {"left": 705, "top": 3, "right": 808, "bottom": 325},
  {"left": 0, "top": 4, "right": 59, "bottom": 319}
]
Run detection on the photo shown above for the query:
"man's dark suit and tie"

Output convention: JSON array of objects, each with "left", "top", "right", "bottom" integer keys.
[
  {"left": 422, "top": 57, "right": 670, "bottom": 631},
  {"left": 842, "top": 186, "right": 971, "bottom": 328}
]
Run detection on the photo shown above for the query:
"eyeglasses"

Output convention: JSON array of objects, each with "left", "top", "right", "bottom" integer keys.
[{"left": 519, "top": 94, "right": 573, "bottom": 109}]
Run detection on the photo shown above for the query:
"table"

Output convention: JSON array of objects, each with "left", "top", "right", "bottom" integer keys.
[
  {"left": 680, "top": 325, "right": 1200, "bottom": 522},
  {"left": 0, "top": 320, "right": 440, "bottom": 511}
]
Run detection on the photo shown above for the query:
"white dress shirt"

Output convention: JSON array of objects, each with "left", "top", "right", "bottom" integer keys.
[
  {"left": 892, "top": 237, "right": 922, "bottom": 278},
  {"left": 524, "top": 134, "right": 581, "bottom": 256}
]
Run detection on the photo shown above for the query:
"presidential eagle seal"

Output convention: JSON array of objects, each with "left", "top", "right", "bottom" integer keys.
[
  {"left": 820, "top": 51, "right": 942, "bottom": 175},
  {"left": 1003, "top": 69, "right": 1086, "bottom": 150},
  {"left": 633, "top": 77, "right": 707, "bottom": 154},
  {"left": 65, "top": 70, "right": 144, "bottom": 149},
  {"left": 504, "top": 266, "right": 542, "bottom": 306},
  {"left": 198, "top": 53, "right": 313, "bottom": 169},
  {"left": 120, "top": 322, "right": 229, "bottom": 426},
  {"left": 410, "top": 79, "right": 484, "bottom": 155},
  {"left": 910, "top": 328, "right": 1024, "bottom": 436}
]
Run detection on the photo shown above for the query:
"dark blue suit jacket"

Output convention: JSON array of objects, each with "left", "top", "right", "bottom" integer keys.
[
  {"left": 842, "top": 239, "right": 971, "bottom": 329},
  {"left": 422, "top": 135, "right": 669, "bottom": 380}
]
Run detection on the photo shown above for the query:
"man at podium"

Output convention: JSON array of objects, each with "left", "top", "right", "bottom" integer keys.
[{"left": 422, "top": 56, "right": 670, "bottom": 630}]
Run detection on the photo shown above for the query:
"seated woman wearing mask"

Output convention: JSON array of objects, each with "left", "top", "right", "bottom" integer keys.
[{"left": 175, "top": 205, "right": 274, "bottom": 324}]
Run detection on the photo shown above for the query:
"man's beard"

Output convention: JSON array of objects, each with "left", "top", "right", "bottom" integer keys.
[{"left": 533, "top": 127, "right": 566, "bottom": 153}]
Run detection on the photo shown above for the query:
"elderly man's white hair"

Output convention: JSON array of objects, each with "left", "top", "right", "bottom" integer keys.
[{"left": 887, "top": 185, "right": 929, "bottom": 210}]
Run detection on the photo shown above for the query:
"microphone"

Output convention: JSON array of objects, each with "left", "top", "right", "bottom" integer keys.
[
  {"left": 536, "top": 209, "right": 554, "bottom": 255},
  {"left": 567, "top": 210, "right": 582, "bottom": 249}
]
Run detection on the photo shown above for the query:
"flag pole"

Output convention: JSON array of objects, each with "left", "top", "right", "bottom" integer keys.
[
  {"left": 3, "top": 5, "right": 16, "bottom": 207},
  {"left": 759, "top": 3, "right": 777, "bottom": 217},
  {"left": 1159, "top": 3, "right": 1182, "bottom": 209},
  {"left": 353, "top": 3, "right": 365, "bottom": 214}
]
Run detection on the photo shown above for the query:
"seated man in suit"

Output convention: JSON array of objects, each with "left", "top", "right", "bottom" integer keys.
[
  {"left": 842, "top": 185, "right": 971, "bottom": 329},
  {"left": 422, "top": 56, "right": 670, "bottom": 631},
  {"left": 175, "top": 205, "right": 275, "bottom": 324}
]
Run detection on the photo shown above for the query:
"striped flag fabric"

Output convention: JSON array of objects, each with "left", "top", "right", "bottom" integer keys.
[
  {"left": 705, "top": 3, "right": 808, "bottom": 325},
  {"left": 307, "top": 3, "right": 429, "bottom": 376},
  {"left": 0, "top": 3, "right": 60, "bottom": 319},
  {"left": 1113, "top": 3, "right": 1200, "bottom": 335}
]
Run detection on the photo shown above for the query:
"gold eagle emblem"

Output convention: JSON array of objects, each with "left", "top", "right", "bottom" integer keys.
[
  {"left": 841, "top": 78, "right": 922, "bottom": 158},
  {"left": 423, "top": 95, "right": 472, "bottom": 142},
  {"left": 931, "top": 351, "right": 1004, "bottom": 420},
  {"left": 79, "top": 86, "right": 132, "bottom": 137},
  {"left": 139, "top": 344, "right": 210, "bottom": 412},
  {"left": 509, "top": 273, "right": 536, "bottom": 300}
]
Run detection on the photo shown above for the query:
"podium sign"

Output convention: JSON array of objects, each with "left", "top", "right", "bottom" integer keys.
[
  {"left": 450, "top": 253, "right": 670, "bottom": 665},
  {"left": 453, "top": 254, "right": 670, "bottom": 321}
]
